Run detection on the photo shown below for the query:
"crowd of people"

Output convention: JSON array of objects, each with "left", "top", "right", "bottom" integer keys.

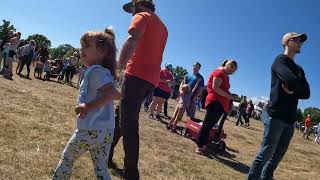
[
  {"left": 0, "top": 30, "right": 83, "bottom": 87},
  {"left": 0, "top": 0, "right": 316, "bottom": 180}
]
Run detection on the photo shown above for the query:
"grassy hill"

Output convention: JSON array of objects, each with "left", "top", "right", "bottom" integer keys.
[{"left": 0, "top": 63, "right": 319, "bottom": 180}]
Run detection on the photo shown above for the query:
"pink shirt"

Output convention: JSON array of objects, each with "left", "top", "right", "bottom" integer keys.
[{"left": 157, "top": 68, "right": 173, "bottom": 93}]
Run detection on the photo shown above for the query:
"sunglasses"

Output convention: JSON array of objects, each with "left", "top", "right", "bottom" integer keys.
[{"left": 289, "top": 38, "right": 302, "bottom": 43}]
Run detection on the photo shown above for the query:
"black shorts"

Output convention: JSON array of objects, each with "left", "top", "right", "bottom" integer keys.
[
  {"left": 153, "top": 88, "right": 171, "bottom": 100},
  {"left": 8, "top": 50, "right": 16, "bottom": 58}
]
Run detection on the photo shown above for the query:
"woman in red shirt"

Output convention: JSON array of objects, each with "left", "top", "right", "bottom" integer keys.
[
  {"left": 196, "top": 60, "right": 238, "bottom": 154},
  {"left": 149, "top": 64, "right": 174, "bottom": 120}
]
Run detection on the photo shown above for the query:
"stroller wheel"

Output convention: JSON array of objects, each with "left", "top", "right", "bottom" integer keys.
[
  {"left": 44, "top": 74, "right": 50, "bottom": 81},
  {"left": 182, "top": 128, "right": 188, "bottom": 137}
]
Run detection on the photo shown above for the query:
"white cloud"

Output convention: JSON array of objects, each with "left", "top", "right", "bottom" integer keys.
[{"left": 249, "top": 96, "right": 270, "bottom": 105}]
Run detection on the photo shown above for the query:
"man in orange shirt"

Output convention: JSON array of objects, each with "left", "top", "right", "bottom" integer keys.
[
  {"left": 303, "top": 114, "right": 312, "bottom": 140},
  {"left": 117, "top": 0, "right": 168, "bottom": 179}
]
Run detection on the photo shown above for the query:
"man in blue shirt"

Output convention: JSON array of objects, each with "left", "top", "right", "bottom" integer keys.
[{"left": 182, "top": 62, "right": 204, "bottom": 119}]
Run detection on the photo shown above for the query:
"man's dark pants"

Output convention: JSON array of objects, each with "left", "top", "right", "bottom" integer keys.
[
  {"left": 108, "top": 105, "right": 121, "bottom": 165},
  {"left": 120, "top": 75, "right": 154, "bottom": 179},
  {"left": 18, "top": 55, "right": 32, "bottom": 77}
]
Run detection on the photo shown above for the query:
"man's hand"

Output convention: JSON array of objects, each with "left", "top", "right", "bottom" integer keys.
[
  {"left": 75, "top": 103, "right": 89, "bottom": 118},
  {"left": 282, "top": 84, "right": 294, "bottom": 95}
]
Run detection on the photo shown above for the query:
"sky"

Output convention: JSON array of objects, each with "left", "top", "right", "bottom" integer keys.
[{"left": 1, "top": 0, "right": 319, "bottom": 110}]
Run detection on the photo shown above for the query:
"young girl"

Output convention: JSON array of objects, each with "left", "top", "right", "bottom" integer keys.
[
  {"left": 34, "top": 56, "right": 44, "bottom": 79},
  {"left": 167, "top": 84, "right": 192, "bottom": 133},
  {"left": 53, "top": 28, "right": 120, "bottom": 180}
]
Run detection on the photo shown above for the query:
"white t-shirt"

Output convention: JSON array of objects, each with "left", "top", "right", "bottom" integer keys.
[
  {"left": 8, "top": 37, "right": 20, "bottom": 51},
  {"left": 77, "top": 65, "right": 115, "bottom": 131}
]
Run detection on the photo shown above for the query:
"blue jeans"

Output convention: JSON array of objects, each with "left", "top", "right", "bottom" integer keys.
[{"left": 247, "top": 111, "right": 294, "bottom": 180}]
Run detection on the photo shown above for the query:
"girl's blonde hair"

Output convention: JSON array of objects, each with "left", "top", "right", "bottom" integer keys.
[
  {"left": 80, "top": 27, "right": 117, "bottom": 79},
  {"left": 181, "top": 84, "right": 190, "bottom": 92}
]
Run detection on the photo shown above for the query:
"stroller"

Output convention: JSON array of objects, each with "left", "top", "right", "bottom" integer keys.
[
  {"left": 182, "top": 115, "right": 227, "bottom": 153},
  {"left": 182, "top": 98, "right": 239, "bottom": 153},
  {"left": 43, "top": 60, "right": 62, "bottom": 81}
]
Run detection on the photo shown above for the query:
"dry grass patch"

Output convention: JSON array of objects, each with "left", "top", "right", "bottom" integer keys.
[{"left": 1, "top": 63, "right": 319, "bottom": 179}]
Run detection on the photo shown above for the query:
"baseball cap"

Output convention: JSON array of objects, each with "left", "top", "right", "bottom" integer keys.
[
  {"left": 123, "top": 0, "right": 154, "bottom": 13},
  {"left": 165, "top": 63, "right": 173, "bottom": 71},
  {"left": 282, "top": 32, "right": 307, "bottom": 46}
]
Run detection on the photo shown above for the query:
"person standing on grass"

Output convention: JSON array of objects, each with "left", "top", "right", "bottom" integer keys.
[
  {"left": 59, "top": 57, "right": 70, "bottom": 82},
  {"left": 17, "top": 40, "right": 36, "bottom": 79},
  {"left": 244, "top": 100, "right": 254, "bottom": 126},
  {"left": 196, "top": 60, "right": 238, "bottom": 155},
  {"left": 247, "top": 32, "right": 310, "bottom": 180},
  {"left": 117, "top": 0, "right": 168, "bottom": 179},
  {"left": 53, "top": 29, "right": 120, "bottom": 179},
  {"left": 236, "top": 96, "right": 247, "bottom": 126},
  {"left": 183, "top": 62, "right": 205, "bottom": 119},
  {"left": 1, "top": 43, "right": 10, "bottom": 72},
  {"left": 69, "top": 52, "right": 79, "bottom": 84},
  {"left": 148, "top": 63, "right": 174, "bottom": 121},
  {"left": 315, "top": 122, "right": 320, "bottom": 144},
  {"left": 0, "top": 30, "right": 14, "bottom": 72},
  {"left": 16, "top": 40, "right": 28, "bottom": 74},
  {"left": 3, "top": 32, "right": 21, "bottom": 79},
  {"left": 303, "top": 114, "right": 312, "bottom": 140}
]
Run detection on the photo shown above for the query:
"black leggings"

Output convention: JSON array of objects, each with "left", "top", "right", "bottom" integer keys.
[{"left": 197, "top": 101, "right": 225, "bottom": 148}]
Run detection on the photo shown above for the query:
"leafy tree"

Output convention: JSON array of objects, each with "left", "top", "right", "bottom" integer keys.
[
  {"left": 172, "top": 66, "right": 188, "bottom": 85},
  {"left": 303, "top": 107, "right": 320, "bottom": 125},
  {"left": 170, "top": 66, "right": 188, "bottom": 99},
  {"left": 26, "top": 34, "right": 51, "bottom": 51},
  {"left": 296, "top": 108, "right": 303, "bottom": 122},
  {"left": 49, "top": 44, "right": 77, "bottom": 59},
  {"left": 0, "top": 20, "right": 16, "bottom": 40}
]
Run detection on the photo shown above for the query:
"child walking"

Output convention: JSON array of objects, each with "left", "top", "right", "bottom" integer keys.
[
  {"left": 53, "top": 28, "right": 120, "bottom": 180},
  {"left": 167, "top": 84, "right": 192, "bottom": 133}
]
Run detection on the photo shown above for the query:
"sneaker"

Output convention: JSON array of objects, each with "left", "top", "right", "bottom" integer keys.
[
  {"left": 195, "top": 147, "right": 207, "bottom": 155},
  {"left": 155, "top": 115, "right": 162, "bottom": 121}
]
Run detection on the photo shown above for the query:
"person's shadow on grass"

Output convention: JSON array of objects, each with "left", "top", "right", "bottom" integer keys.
[{"left": 209, "top": 150, "right": 250, "bottom": 174}]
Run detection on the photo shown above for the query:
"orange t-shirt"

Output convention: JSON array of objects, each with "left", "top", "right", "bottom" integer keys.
[
  {"left": 125, "top": 12, "right": 168, "bottom": 87},
  {"left": 305, "top": 117, "right": 311, "bottom": 128}
]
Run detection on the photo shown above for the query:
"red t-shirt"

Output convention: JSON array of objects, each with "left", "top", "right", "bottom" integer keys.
[
  {"left": 305, "top": 117, "right": 312, "bottom": 128},
  {"left": 157, "top": 68, "right": 173, "bottom": 93},
  {"left": 205, "top": 68, "right": 230, "bottom": 112},
  {"left": 125, "top": 12, "right": 168, "bottom": 87}
]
